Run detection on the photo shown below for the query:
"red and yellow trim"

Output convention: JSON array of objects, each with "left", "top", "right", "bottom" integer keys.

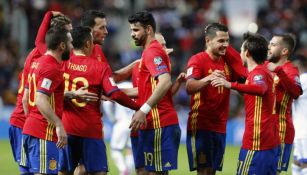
[
  {"left": 279, "top": 94, "right": 289, "bottom": 142},
  {"left": 252, "top": 96, "right": 262, "bottom": 150}
]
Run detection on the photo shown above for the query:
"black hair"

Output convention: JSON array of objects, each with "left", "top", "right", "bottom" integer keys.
[
  {"left": 273, "top": 33, "right": 296, "bottom": 55},
  {"left": 128, "top": 11, "right": 156, "bottom": 32},
  {"left": 45, "top": 27, "right": 69, "bottom": 50},
  {"left": 81, "top": 10, "right": 106, "bottom": 28},
  {"left": 204, "top": 22, "right": 228, "bottom": 38},
  {"left": 243, "top": 33, "right": 268, "bottom": 64},
  {"left": 71, "top": 26, "right": 92, "bottom": 49}
]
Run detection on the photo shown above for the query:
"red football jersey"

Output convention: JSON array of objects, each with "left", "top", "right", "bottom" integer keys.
[
  {"left": 23, "top": 55, "right": 65, "bottom": 142},
  {"left": 138, "top": 40, "right": 178, "bottom": 129},
  {"left": 62, "top": 55, "right": 119, "bottom": 139},
  {"left": 10, "top": 48, "right": 42, "bottom": 128},
  {"left": 186, "top": 52, "right": 232, "bottom": 133},
  {"left": 274, "top": 61, "right": 302, "bottom": 144},
  {"left": 232, "top": 65, "right": 279, "bottom": 150}
]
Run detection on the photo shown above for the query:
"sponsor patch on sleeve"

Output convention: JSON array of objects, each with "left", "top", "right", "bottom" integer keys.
[
  {"left": 187, "top": 67, "right": 193, "bottom": 76},
  {"left": 253, "top": 74, "right": 264, "bottom": 84},
  {"left": 153, "top": 57, "right": 163, "bottom": 65},
  {"left": 41, "top": 78, "right": 52, "bottom": 90}
]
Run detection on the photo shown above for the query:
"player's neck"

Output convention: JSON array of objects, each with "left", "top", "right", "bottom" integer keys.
[
  {"left": 144, "top": 36, "right": 155, "bottom": 49},
  {"left": 73, "top": 50, "right": 87, "bottom": 56},
  {"left": 45, "top": 50, "right": 62, "bottom": 63},
  {"left": 276, "top": 57, "right": 288, "bottom": 66},
  {"left": 247, "top": 59, "right": 258, "bottom": 72},
  {"left": 205, "top": 49, "right": 220, "bottom": 61}
]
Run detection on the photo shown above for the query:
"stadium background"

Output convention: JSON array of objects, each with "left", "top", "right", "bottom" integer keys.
[{"left": 1, "top": 0, "right": 306, "bottom": 174}]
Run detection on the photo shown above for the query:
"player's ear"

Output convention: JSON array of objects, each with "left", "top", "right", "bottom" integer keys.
[
  {"left": 59, "top": 42, "right": 66, "bottom": 51},
  {"left": 281, "top": 47, "right": 289, "bottom": 56}
]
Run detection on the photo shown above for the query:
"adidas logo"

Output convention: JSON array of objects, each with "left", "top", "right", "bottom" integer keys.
[{"left": 164, "top": 162, "right": 172, "bottom": 167}]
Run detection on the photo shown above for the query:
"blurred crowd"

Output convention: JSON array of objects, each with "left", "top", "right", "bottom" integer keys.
[{"left": 0, "top": 0, "right": 306, "bottom": 119}]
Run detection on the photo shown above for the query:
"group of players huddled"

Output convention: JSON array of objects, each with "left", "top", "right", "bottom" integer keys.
[{"left": 7, "top": 9, "right": 307, "bottom": 175}]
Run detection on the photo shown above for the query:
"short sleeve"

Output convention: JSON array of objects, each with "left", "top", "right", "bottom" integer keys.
[
  {"left": 143, "top": 47, "right": 170, "bottom": 78},
  {"left": 186, "top": 56, "right": 202, "bottom": 80},
  {"left": 36, "top": 67, "right": 63, "bottom": 95}
]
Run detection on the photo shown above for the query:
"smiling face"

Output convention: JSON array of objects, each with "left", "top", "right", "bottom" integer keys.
[
  {"left": 92, "top": 17, "right": 108, "bottom": 45},
  {"left": 206, "top": 31, "right": 229, "bottom": 57},
  {"left": 130, "top": 22, "right": 148, "bottom": 47}
]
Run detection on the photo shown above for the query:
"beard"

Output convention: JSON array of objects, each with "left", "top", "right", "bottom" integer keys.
[
  {"left": 133, "top": 33, "right": 147, "bottom": 46},
  {"left": 267, "top": 54, "right": 280, "bottom": 63},
  {"left": 61, "top": 48, "right": 70, "bottom": 61}
]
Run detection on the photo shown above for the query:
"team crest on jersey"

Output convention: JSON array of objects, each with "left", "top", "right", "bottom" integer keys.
[
  {"left": 187, "top": 67, "right": 193, "bottom": 76},
  {"left": 49, "top": 159, "right": 57, "bottom": 170},
  {"left": 154, "top": 57, "right": 162, "bottom": 65},
  {"left": 41, "top": 78, "right": 52, "bottom": 90},
  {"left": 253, "top": 74, "right": 264, "bottom": 84}
]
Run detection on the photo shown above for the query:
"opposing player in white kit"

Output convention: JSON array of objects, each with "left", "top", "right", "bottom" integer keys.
[
  {"left": 292, "top": 57, "right": 307, "bottom": 175},
  {"left": 103, "top": 81, "right": 135, "bottom": 175}
]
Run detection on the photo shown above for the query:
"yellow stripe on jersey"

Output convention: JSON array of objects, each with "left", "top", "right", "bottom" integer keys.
[
  {"left": 39, "top": 139, "right": 47, "bottom": 173},
  {"left": 154, "top": 128, "right": 162, "bottom": 171},
  {"left": 252, "top": 96, "right": 262, "bottom": 150},
  {"left": 279, "top": 94, "right": 289, "bottom": 142},
  {"left": 150, "top": 77, "right": 161, "bottom": 129},
  {"left": 241, "top": 150, "right": 255, "bottom": 175},
  {"left": 45, "top": 94, "right": 55, "bottom": 141},
  {"left": 190, "top": 92, "right": 201, "bottom": 168}
]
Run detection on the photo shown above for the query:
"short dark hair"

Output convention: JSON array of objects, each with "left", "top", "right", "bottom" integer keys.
[
  {"left": 204, "top": 23, "right": 228, "bottom": 38},
  {"left": 273, "top": 33, "right": 296, "bottom": 55},
  {"left": 45, "top": 27, "right": 69, "bottom": 50},
  {"left": 71, "top": 26, "right": 92, "bottom": 49},
  {"left": 81, "top": 10, "right": 106, "bottom": 28},
  {"left": 243, "top": 33, "right": 268, "bottom": 64},
  {"left": 128, "top": 11, "right": 156, "bottom": 32},
  {"left": 50, "top": 15, "right": 71, "bottom": 28}
]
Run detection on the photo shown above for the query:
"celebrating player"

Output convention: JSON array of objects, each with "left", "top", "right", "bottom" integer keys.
[
  {"left": 9, "top": 11, "right": 72, "bottom": 175},
  {"left": 266, "top": 33, "right": 302, "bottom": 174},
  {"left": 21, "top": 27, "right": 73, "bottom": 174},
  {"left": 128, "top": 11, "right": 181, "bottom": 174},
  {"left": 58, "top": 26, "right": 139, "bottom": 175},
  {"left": 185, "top": 23, "right": 245, "bottom": 175},
  {"left": 211, "top": 33, "right": 280, "bottom": 174}
]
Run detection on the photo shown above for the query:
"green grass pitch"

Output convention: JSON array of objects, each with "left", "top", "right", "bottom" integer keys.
[{"left": 0, "top": 140, "right": 292, "bottom": 174}]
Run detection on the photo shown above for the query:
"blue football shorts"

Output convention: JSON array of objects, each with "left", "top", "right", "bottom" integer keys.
[
  {"left": 139, "top": 125, "right": 181, "bottom": 172},
  {"left": 186, "top": 130, "right": 226, "bottom": 171},
  {"left": 58, "top": 135, "right": 108, "bottom": 173},
  {"left": 236, "top": 146, "right": 279, "bottom": 175},
  {"left": 21, "top": 134, "right": 59, "bottom": 174}
]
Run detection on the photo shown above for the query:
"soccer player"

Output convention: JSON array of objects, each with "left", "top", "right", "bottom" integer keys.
[
  {"left": 128, "top": 11, "right": 181, "bottom": 174},
  {"left": 9, "top": 11, "right": 72, "bottom": 175},
  {"left": 21, "top": 27, "right": 73, "bottom": 175},
  {"left": 80, "top": 10, "right": 139, "bottom": 83},
  {"left": 185, "top": 23, "right": 246, "bottom": 175},
  {"left": 211, "top": 33, "right": 280, "bottom": 174},
  {"left": 58, "top": 26, "right": 139, "bottom": 175},
  {"left": 266, "top": 33, "right": 302, "bottom": 174},
  {"left": 128, "top": 32, "right": 185, "bottom": 175},
  {"left": 292, "top": 57, "right": 307, "bottom": 175}
]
